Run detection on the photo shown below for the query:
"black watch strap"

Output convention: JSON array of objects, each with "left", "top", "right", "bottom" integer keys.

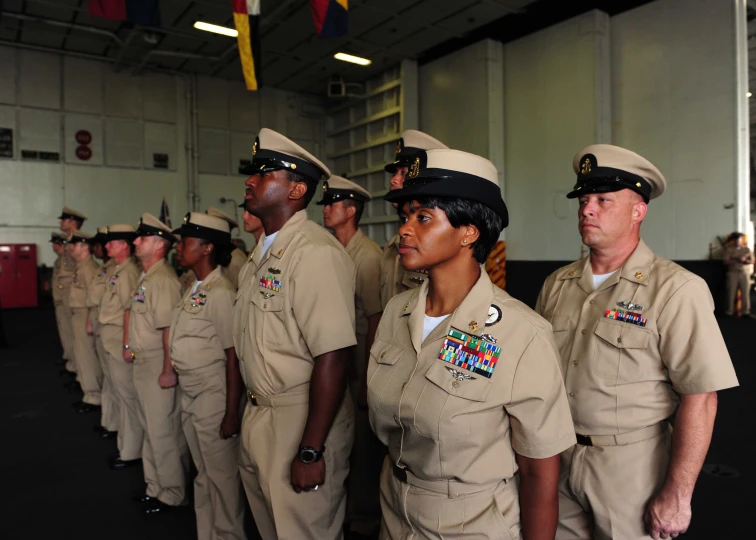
[{"left": 298, "top": 445, "right": 325, "bottom": 464}]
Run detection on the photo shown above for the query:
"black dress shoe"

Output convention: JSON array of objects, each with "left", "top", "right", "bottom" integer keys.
[
  {"left": 78, "top": 404, "right": 101, "bottom": 414},
  {"left": 133, "top": 493, "right": 157, "bottom": 503},
  {"left": 110, "top": 456, "right": 141, "bottom": 470},
  {"left": 101, "top": 430, "right": 117, "bottom": 439},
  {"left": 144, "top": 499, "right": 173, "bottom": 515}
]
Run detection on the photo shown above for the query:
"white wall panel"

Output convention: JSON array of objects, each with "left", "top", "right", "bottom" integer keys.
[
  {"left": 198, "top": 76, "right": 229, "bottom": 129},
  {"left": 0, "top": 46, "right": 17, "bottom": 105},
  {"left": 144, "top": 122, "right": 178, "bottom": 171},
  {"left": 612, "top": 0, "right": 738, "bottom": 259},
  {"left": 198, "top": 128, "right": 230, "bottom": 174},
  {"left": 104, "top": 118, "right": 143, "bottom": 168},
  {"left": 104, "top": 70, "right": 143, "bottom": 118},
  {"left": 228, "top": 83, "right": 260, "bottom": 132},
  {"left": 63, "top": 57, "right": 104, "bottom": 114},
  {"left": 143, "top": 73, "right": 177, "bottom": 123},
  {"left": 504, "top": 11, "right": 610, "bottom": 261},
  {"left": 64, "top": 114, "right": 103, "bottom": 165},
  {"left": 18, "top": 50, "right": 61, "bottom": 110},
  {"left": 18, "top": 108, "right": 62, "bottom": 154}
]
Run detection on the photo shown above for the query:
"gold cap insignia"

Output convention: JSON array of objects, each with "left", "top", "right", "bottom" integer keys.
[
  {"left": 183, "top": 215, "right": 188, "bottom": 224},
  {"left": 322, "top": 182, "right": 328, "bottom": 192},
  {"left": 568, "top": 270, "right": 576, "bottom": 277},
  {"left": 395, "top": 139, "right": 403, "bottom": 155},
  {"left": 581, "top": 157, "right": 591, "bottom": 175},
  {"left": 409, "top": 156, "right": 421, "bottom": 178},
  {"left": 469, "top": 321, "right": 479, "bottom": 332},
  {"left": 252, "top": 139, "right": 258, "bottom": 156}
]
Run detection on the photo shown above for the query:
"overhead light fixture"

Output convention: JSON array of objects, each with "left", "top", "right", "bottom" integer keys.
[
  {"left": 194, "top": 21, "right": 238, "bottom": 38},
  {"left": 334, "top": 52, "right": 371, "bottom": 66}
]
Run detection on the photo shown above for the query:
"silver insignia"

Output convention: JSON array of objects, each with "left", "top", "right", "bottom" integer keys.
[
  {"left": 481, "top": 334, "right": 497, "bottom": 344},
  {"left": 445, "top": 367, "right": 476, "bottom": 381},
  {"left": 617, "top": 301, "right": 643, "bottom": 311}
]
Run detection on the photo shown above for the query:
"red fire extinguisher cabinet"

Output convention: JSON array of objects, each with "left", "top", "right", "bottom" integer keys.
[{"left": 0, "top": 244, "right": 39, "bottom": 308}]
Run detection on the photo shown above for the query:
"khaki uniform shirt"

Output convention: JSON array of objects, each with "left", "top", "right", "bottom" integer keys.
[
  {"left": 129, "top": 259, "right": 181, "bottom": 357},
  {"left": 535, "top": 239, "right": 739, "bottom": 436},
  {"left": 346, "top": 230, "right": 383, "bottom": 336},
  {"left": 52, "top": 253, "right": 75, "bottom": 304},
  {"left": 169, "top": 266, "right": 235, "bottom": 371},
  {"left": 69, "top": 257, "right": 100, "bottom": 309},
  {"left": 724, "top": 245, "right": 753, "bottom": 273},
  {"left": 87, "top": 259, "right": 115, "bottom": 309},
  {"left": 99, "top": 257, "right": 140, "bottom": 327},
  {"left": 368, "top": 271, "right": 576, "bottom": 485},
  {"left": 180, "top": 269, "right": 197, "bottom": 294},
  {"left": 379, "top": 234, "right": 428, "bottom": 310},
  {"left": 222, "top": 248, "right": 247, "bottom": 290},
  {"left": 232, "top": 210, "right": 357, "bottom": 396}
]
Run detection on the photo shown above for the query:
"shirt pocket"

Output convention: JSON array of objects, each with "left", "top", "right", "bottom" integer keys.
[
  {"left": 250, "top": 291, "right": 286, "bottom": 346},
  {"left": 414, "top": 361, "right": 493, "bottom": 441},
  {"left": 549, "top": 314, "right": 573, "bottom": 357},
  {"left": 593, "top": 319, "right": 651, "bottom": 382},
  {"left": 367, "top": 339, "right": 404, "bottom": 417}
]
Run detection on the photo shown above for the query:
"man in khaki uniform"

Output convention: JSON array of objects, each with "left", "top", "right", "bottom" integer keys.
[
  {"left": 68, "top": 231, "right": 103, "bottom": 413},
  {"left": 58, "top": 207, "right": 87, "bottom": 373},
  {"left": 241, "top": 207, "right": 264, "bottom": 245},
  {"left": 100, "top": 225, "right": 144, "bottom": 468},
  {"left": 170, "top": 212, "right": 246, "bottom": 540},
  {"left": 51, "top": 232, "right": 74, "bottom": 366},
  {"left": 206, "top": 205, "right": 248, "bottom": 289},
  {"left": 130, "top": 213, "right": 190, "bottom": 513},
  {"left": 723, "top": 232, "right": 754, "bottom": 317},
  {"left": 88, "top": 227, "right": 118, "bottom": 435},
  {"left": 535, "top": 144, "right": 740, "bottom": 539},
  {"left": 380, "top": 130, "right": 448, "bottom": 310},
  {"left": 318, "top": 175, "right": 383, "bottom": 537},
  {"left": 233, "top": 128, "right": 357, "bottom": 539}
]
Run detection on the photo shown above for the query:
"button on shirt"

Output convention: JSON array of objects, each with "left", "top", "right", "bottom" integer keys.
[
  {"left": 129, "top": 259, "right": 181, "bottom": 357},
  {"left": 535, "top": 239, "right": 739, "bottom": 436},
  {"left": 169, "top": 266, "right": 235, "bottom": 371},
  {"left": 232, "top": 210, "right": 357, "bottom": 396},
  {"left": 368, "top": 270, "right": 576, "bottom": 485}
]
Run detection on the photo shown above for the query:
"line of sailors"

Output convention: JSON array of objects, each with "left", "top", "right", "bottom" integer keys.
[{"left": 49, "top": 127, "right": 738, "bottom": 540}]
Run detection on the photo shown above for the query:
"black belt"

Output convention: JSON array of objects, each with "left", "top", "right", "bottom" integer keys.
[
  {"left": 576, "top": 434, "right": 593, "bottom": 446},
  {"left": 392, "top": 463, "right": 408, "bottom": 483}
]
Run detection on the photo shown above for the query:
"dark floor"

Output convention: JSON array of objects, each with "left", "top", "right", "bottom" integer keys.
[{"left": 0, "top": 306, "right": 750, "bottom": 538}]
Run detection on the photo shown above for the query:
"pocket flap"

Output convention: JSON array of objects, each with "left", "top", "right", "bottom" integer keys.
[
  {"left": 551, "top": 314, "right": 571, "bottom": 332},
  {"left": 424, "top": 361, "right": 492, "bottom": 402},
  {"left": 594, "top": 319, "right": 650, "bottom": 349},
  {"left": 371, "top": 339, "right": 403, "bottom": 366},
  {"left": 250, "top": 291, "right": 285, "bottom": 312}
]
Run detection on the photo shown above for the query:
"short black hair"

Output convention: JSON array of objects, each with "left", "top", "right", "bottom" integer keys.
[
  {"left": 286, "top": 170, "right": 319, "bottom": 207},
  {"left": 343, "top": 199, "right": 365, "bottom": 225},
  {"left": 400, "top": 197, "right": 503, "bottom": 264}
]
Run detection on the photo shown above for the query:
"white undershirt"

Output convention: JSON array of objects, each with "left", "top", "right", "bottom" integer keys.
[
  {"left": 262, "top": 231, "right": 279, "bottom": 257},
  {"left": 592, "top": 271, "right": 617, "bottom": 290},
  {"left": 423, "top": 314, "right": 449, "bottom": 342},
  {"left": 191, "top": 280, "right": 202, "bottom": 295}
]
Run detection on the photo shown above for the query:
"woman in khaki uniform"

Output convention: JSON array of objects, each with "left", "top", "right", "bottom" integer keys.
[
  {"left": 170, "top": 212, "right": 246, "bottom": 540},
  {"left": 369, "top": 149, "right": 576, "bottom": 539}
]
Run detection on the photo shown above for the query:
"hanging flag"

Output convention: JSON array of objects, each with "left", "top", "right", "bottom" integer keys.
[
  {"left": 88, "top": 0, "right": 161, "bottom": 27},
  {"left": 233, "top": 0, "right": 262, "bottom": 91},
  {"left": 309, "top": 0, "right": 348, "bottom": 38},
  {"left": 159, "top": 197, "right": 172, "bottom": 228}
]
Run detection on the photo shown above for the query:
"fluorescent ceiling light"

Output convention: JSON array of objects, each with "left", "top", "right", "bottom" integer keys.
[
  {"left": 334, "top": 52, "right": 371, "bottom": 66},
  {"left": 194, "top": 21, "right": 238, "bottom": 38}
]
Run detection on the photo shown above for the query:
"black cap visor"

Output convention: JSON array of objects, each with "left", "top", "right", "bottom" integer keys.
[
  {"left": 566, "top": 167, "right": 652, "bottom": 203},
  {"left": 239, "top": 149, "right": 325, "bottom": 182},
  {"left": 384, "top": 170, "right": 508, "bottom": 227},
  {"left": 106, "top": 232, "right": 136, "bottom": 242},
  {"left": 316, "top": 190, "right": 368, "bottom": 206},
  {"left": 384, "top": 147, "right": 422, "bottom": 174},
  {"left": 171, "top": 223, "right": 231, "bottom": 245},
  {"left": 136, "top": 221, "right": 175, "bottom": 243}
]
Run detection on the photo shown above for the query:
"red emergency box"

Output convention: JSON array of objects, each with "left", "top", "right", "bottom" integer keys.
[{"left": 0, "top": 243, "right": 39, "bottom": 308}]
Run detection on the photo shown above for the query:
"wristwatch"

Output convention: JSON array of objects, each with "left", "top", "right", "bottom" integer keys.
[{"left": 298, "top": 445, "right": 324, "bottom": 464}]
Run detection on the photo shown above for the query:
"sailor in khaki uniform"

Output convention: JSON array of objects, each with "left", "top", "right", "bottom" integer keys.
[
  {"left": 723, "top": 232, "right": 754, "bottom": 317},
  {"left": 170, "top": 212, "right": 246, "bottom": 540},
  {"left": 371, "top": 149, "right": 576, "bottom": 540},
  {"left": 318, "top": 175, "right": 383, "bottom": 536},
  {"left": 88, "top": 227, "right": 119, "bottom": 436},
  {"left": 233, "top": 128, "right": 357, "bottom": 540},
  {"left": 535, "top": 145, "right": 740, "bottom": 540},
  {"left": 130, "top": 213, "right": 190, "bottom": 513},
  {"left": 51, "top": 232, "right": 74, "bottom": 366},
  {"left": 68, "top": 231, "right": 104, "bottom": 412},
  {"left": 206, "top": 206, "right": 248, "bottom": 289},
  {"left": 380, "top": 131, "right": 448, "bottom": 310},
  {"left": 100, "top": 225, "right": 144, "bottom": 468}
]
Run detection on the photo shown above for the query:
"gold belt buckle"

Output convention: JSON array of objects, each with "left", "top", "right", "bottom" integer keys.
[{"left": 247, "top": 390, "right": 258, "bottom": 406}]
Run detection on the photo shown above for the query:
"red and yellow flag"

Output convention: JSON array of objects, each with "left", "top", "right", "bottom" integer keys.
[
  {"left": 232, "top": 0, "right": 261, "bottom": 91},
  {"left": 309, "top": 0, "right": 348, "bottom": 38}
]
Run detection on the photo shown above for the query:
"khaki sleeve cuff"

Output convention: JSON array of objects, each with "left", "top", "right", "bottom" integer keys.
[{"left": 512, "top": 432, "right": 577, "bottom": 460}]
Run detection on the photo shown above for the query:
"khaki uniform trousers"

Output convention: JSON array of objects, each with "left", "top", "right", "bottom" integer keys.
[
  {"left": 179, "top": 362, "right": 246, "bottom": 540},
  {"left": 726, "top": 270, "right": 751, "bottom": 315},
  {"left": 348, "top": 333, "right": 383, "bottom": 535},
  {"left": 71, "top": 308, "right": 102, "bottom": 405},
  {"left": 133, "top": 353, "right": 190, "bottom": 506},
  {"left": 93, "top": 312, "right": 119, "bottom": 431},
  {"left": 379, "top": 457, "right": 522, "bottom": 540},
  {"left": 239, "top": 391, "right": 354, "bottom": 540},
  {"left": 55, "top": 300, "right": 75, "bottom": 369},
  {"left": 101, "top": 325, "right": 143, "bottom": 460},
  {"left": 556, "top": 424, "right": 672, "bottom": 540}
]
